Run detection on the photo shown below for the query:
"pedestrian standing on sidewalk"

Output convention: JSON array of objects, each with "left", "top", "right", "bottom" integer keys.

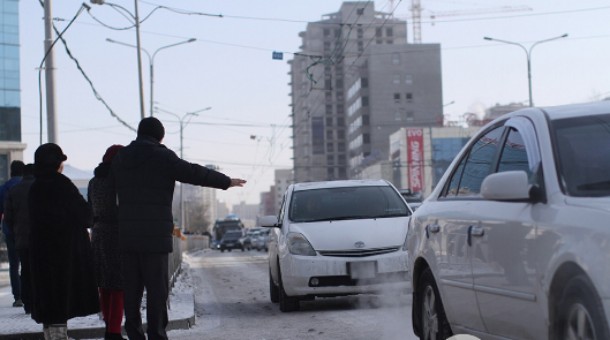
[
  {"left": 3, "top": 163, "right": 35, "bottom": 314},
  {"left": 0, "top": 160, "right": 24, "bottom": 308},
  {"left": 111, "top": 117, "right": 246, "bottom": 340},
  {"left": 88, "top": 145, "right": 126, "bottom": 340},
  {"left": 28, "top": 143, "right": 99, "bottom": 340}
]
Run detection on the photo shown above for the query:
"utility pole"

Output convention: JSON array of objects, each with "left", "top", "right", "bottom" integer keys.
[
  {"left": 133, "top": 0, "right": 146, "bottom": 119},
  {"left": 44, "top": 0, "right": 58, "bottom": 143}
]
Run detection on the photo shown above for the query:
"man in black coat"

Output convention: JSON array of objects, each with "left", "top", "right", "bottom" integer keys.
[{"left": 111, "top": 117, "right": 246, "bottom": 340}]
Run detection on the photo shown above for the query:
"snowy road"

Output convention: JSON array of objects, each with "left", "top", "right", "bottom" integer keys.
[{"left": 168, "top": 249, "right": 418, "bottom": 340}]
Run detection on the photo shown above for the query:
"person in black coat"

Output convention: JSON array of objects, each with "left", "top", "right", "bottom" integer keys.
[
  {"left": 111, "top": 117, "right": 246, "bottom": 340},
  {"left": 88, "top": 145, "right": 126, "bottom": 340},
  {"left": 4, "top": 163, "right": 35, "bottom": 314},
  {"left": 28, "top": 143, "right": 99, "bottom": 339}
]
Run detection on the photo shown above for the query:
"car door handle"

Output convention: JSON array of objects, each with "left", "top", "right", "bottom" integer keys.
[
  {"left": 425, "top": 224, "right": 440, "bottom": 238},
  {"left": 467, "top": 225, "right": 484, "bottom": 246}
]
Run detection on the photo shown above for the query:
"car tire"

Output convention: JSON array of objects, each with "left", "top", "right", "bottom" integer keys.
[
  {"left": 554, "top": 274, "right": 610, "bottom": 340},
  {"left": 270, "top": 268, "right": 279, "bottom": 303},
  {"left": 220, "top": 248, "right": 225, "bottom": 253},
  {"left": 278, "top": 266, "right": 299, "bottom": 312},
  {"left": 416, "top": 268, "right": 452, "bottom": 340}
]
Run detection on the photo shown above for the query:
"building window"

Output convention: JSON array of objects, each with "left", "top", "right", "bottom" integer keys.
[
  {"left": 386, "top": 27, "right": 394, "bottom": 37},
  {"left": 363, "top": 133, "right": 370, "bottom": 144},
  {"left": 326, "top": 130, "right": 333, "bottom": 139},
  {"left": 357, "top": 8, "right": 365, "bottom": 15},
  {"left": 386, "top": 39, "right": 394, "bottom": 44},
  {"left": 362, "top": 96, "right": 369, "bottom": 107},
  {"left": 392, "top": 53, "right": 400, "bottom": 65},
  {"left": 323, "top": 28, "right": 330, "bottom": 36},
  {"left": 362, "top": 115, "right": 370, "bottom": 125},
  {"left": 357, "top": 28, "right": 363, "bottom": 39},
  {"left": 327, "top": 155, "right": 334, "bottom": 164},
  {"left": 376, "top": 27, "right": 382, "bottom": 37},
  {"left": 394, "top": 93, "right": 401, "bottom": 103},
  {"left": 405, "top": 74, "right": 413, "bottom": 85},
  {"left": 337, "top": 130, "right": 345, "bottom": 139},
  {"left": 327, "top": 142, "right": 334, "bottom": 152},
  {"left": 406, "top": 111, "right": 414, "bottom": 120},
  {"left": 326, "top": 117, "right": 333, "bottom": 126},
  {"left": 393, "top": 75, "right": 400, "bottom": 85},
  {"left": 338, "top": 142, "right": 346, "bottom": 152},
  {"left": 312, "top": 117, "right": 325, "bottom": 154},
  {"left": 406, "top": 92, "right": 413, "bottom": 102},
  {"left": 361, "top": 78, "right": 368, "bottom": 88}
]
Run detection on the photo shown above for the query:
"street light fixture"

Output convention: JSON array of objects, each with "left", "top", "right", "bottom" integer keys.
[
  {"left": 106, "top": 38, "right": 197, "bottom": 117},
  {"left": 155, "top": 106, "right": 212, "bottom": 230},
  {"left": 483, "top": 34, "right": 568, "bottom": 107}
]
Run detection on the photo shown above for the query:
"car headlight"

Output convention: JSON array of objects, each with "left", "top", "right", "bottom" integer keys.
[{"left": 287, "top": 233, "right": 316, "bottom": 256}]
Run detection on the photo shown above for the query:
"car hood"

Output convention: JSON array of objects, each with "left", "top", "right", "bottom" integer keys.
[
  {"left": 288, "top": 217, "right": 409, "bottom": 250},
  {"left": 565, "top": 196, "right": 610, "bottom": 213}
]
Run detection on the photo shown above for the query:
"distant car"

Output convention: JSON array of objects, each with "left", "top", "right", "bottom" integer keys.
[
  {"left": 251, "top": 229, "right": 271, "bottom": 251},
  {"left": 260, "top": 179, "right": 413, "bottom": 312},
  {"left": 407, "top": 101, "right": 610, "bottom": 339},
  {"left": 239, "top": 227, "right": 263, "bottom": 250},
  {"left": 218, "top": 230, "right": 244, "bottom": 252}
]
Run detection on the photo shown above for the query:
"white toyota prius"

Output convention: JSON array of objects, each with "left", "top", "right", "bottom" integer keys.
[
  {"left": 407, "top": 101, "right": 610, "bottom": 340},
  {"left": 260, "top": 179, "right": 413, "bottom": 312}
]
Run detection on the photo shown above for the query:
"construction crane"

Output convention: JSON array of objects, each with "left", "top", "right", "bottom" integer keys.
[
  {"left": 402, "top": 1, "right": 532, "bottom": 44},
  {"left": 429, "top": 5, "right": 532, "bottom": 25}
]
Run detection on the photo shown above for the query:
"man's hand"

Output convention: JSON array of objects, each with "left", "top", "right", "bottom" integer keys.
[{"left": 230, "top": 178, "right": 247, "bottom": 187}]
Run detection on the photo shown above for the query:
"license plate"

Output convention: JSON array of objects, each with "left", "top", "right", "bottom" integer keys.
[{"left": 348, "top": 261, "right": 377, "bottom": 279}]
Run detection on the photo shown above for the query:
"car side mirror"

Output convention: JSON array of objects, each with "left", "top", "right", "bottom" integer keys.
[
  {"left": 259, "top": 215, "right": 281, "bottom": 228},
  {"left": 481, "top": 171, "right": 534, "bottom": 202}
]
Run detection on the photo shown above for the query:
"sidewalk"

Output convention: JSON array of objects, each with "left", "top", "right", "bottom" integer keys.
[{"left": 0, "top": 267, "right": 195, "bottom": 340}]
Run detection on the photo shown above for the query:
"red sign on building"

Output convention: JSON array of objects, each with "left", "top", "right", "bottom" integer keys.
[{"left": 407, "top": 128, "right": 424, "bottom": 192}]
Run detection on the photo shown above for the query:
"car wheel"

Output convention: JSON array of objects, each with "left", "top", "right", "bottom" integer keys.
[
  {"left": 278, "top": 266, "right": 299, "bottom": 312},
  {"left": 228, "top": 249, "right": 232, "bottom": 252},
  {"left": 555, "top": 274, "right": 610, "bottom": 340},
  {"left": 417, "top": 268, "right": 452, "bottom": 340},
  {"left": 269, "top": 268, "right": 279, "bottom": 303},
  {"left": 241, "top": 247, "right": 245, "bottom": 252}
]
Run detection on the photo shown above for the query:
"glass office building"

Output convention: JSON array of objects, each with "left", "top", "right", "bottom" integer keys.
[{"left": 0, "top": 0, "right": 25, "bottom": 183}]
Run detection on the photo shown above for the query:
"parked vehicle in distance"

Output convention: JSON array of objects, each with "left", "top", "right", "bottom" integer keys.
[
  {"left": 399, "top": 188, "right": 423, "bottom": 211},
  {"left": 407, "top": 101, "right": 610, "bottom": 340},
  {"left": 211, "top": 215, "right": 244, "bottom": 250},
  {"left": 239, "top": 227, "right": 263, "bottom": 250},
  {"left": 260, "top": 179, "right": 413, "bottom": 312},
  {"left": 218, "top": 230, "right": 244, "bottom": 252},
  {"left": 251, "top": 228, "right": 271, "bottom": 251}
]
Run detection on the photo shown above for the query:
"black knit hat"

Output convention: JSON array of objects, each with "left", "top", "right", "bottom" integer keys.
[
  {"left": 10, "top": 160, "right": 25, "bottom": 177},
  {"left": 34, "top": 143, "right": 67, "bottom": 168},
  {"left": 137, "top": 117, "right": 165, "bottom": 142}
]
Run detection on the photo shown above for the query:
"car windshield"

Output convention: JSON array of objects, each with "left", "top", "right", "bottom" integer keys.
[
  {"left": 289, "top": 185, "right": 410, "bottom": 223},
  {"left": 223, "top": 232, "right": 242, "bottom": 240},
  {"left": 553, "top": 113, "right": 610, "bottom": 197}
]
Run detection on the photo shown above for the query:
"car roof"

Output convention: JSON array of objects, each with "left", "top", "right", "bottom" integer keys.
[
  {"left": 291, "top": 179, "right": 391, "bottom": 192},
  {"left": 506, "top": 101, "right": 610, "bottom": 121}
]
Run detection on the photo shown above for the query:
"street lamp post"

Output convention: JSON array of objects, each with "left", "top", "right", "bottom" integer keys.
[
  {"left": 91, "top": 0, "right": 146, "bottom": 118},
  {"left": 156, "top": 106, "right": 212, "bottom": 231},
  {"left": 106, "top": 38, "right": 196, "bottom": 116},
  {"left": 484, "top": 34, "right": 568, "bottom": 107}
]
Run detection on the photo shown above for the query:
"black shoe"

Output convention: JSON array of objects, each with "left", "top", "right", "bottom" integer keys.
[
  {"left": 104, "top": 332, "right": 127, "bottom": 340},
  {"left": 12, "top": 299, "right": 23, "bottom": 307}
]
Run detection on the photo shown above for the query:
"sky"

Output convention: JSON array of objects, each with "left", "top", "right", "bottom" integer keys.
[{"left": 16, "top": 0, "right": 610, "bottom": 207}]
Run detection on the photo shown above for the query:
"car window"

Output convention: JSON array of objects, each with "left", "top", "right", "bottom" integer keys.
[
  {"left": 497, "top": 127, "right": 532, "bottom": 176},
  {"left": 553, "top": 113, "right": 610, "bottom": 197},
  {"left": 443, "top": 126, "right": 504, "bottom": 198},
  {"left": 289, "top": 185, "right": 410, "bottom": 223}
]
